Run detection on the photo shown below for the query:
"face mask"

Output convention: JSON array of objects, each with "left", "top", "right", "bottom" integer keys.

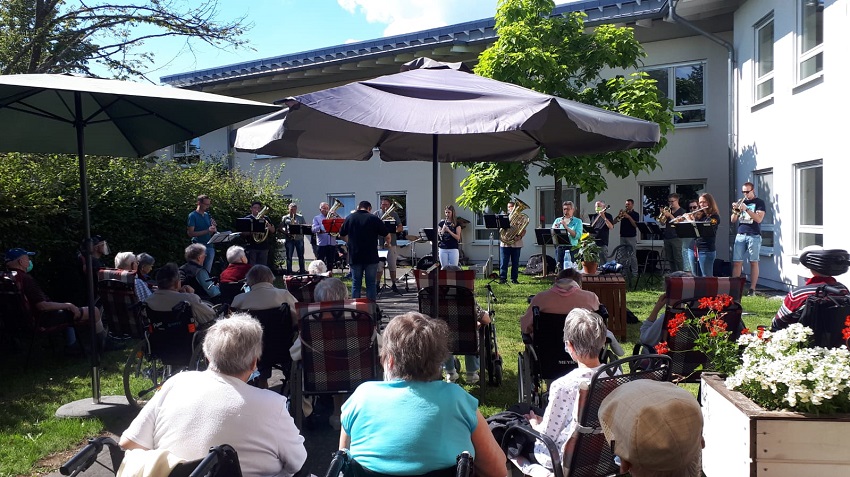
[
  {"left": 26, "top": 261, "right": 33, "bottom": 273},
  {"left": 595, "top": 206, "right": 603, "bottom": 212},
  {"left": 102, "top": 243, "right": 110, "bottom": 256}
]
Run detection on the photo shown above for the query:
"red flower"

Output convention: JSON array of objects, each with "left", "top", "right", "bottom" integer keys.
[
  {"left": 741, "top": 327, "right": 750, "bottom": 335},
  {"left": 844, "top": 315, "right": 850, "bottom": 327},
  {"left": 843, "top": 315, "right": 850, "bottom": 343},
  {"left": 697, "top": 297, "right": 713, "bottom": 310},
  {"left": 667, "top": 313, "right": 687, "bottom": 337},
  {"left": 757, "top": 326, "right": 766, "bottom": 339},
  {"left": 655, "top": 341, "right": 669, "bottom": 354}
]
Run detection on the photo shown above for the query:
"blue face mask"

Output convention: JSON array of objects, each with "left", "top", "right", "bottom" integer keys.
[{"left": 26, "top": 261, "right": 33, "bottom": 273}]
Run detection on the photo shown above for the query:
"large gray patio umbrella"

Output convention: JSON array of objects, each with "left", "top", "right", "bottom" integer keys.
[
  {"left": 0, "top": 74, "right": 279, "bottom": 407},
  {"left": 234, "top": 59, "right": 660, "bottom": 316}
]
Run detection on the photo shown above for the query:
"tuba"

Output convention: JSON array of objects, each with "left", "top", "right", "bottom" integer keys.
[
  {"left": 500, "top": 198, "right": 530, "bottom": 245},
  {"left": 253, "top": 205, "right": 270, "bottom": 243},
  {"left": 327, "top": 199, "right": 344, "bottom": 219},
  {"left": 380, "top": 201, "right": 403, "bottom": 221}
]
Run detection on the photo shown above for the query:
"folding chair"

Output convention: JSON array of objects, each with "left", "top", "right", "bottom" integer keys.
[
  {"left": 324, "top": 448, "right": 474, "bottom": 477},
  {"left": 633, "top": 276, "right": 745, "bottom": 384},
  {"left": 123, "top": 301, "right": 204, "bottom": 408},
  {"left": 418, "top": 284, "right": 486, "bottom": 399},
  {"left": 284, "top": 274, "right": 326, "bottom": 303},
  {"left": 502, "top": 354, "right": 672, "bottom": 477},
  {"left": 232, "top": 303, "right": 296, "bottom": 391},
  {"left": 97, "top": 268, "right": 144, "bottom": 338},
  {"left": 608, "top": 244, "right": 635, "bottom": 284},
  {"left": 217, "top": 280, "right": 247, "bottom": 307},
  {"left": 291, "top": 299, "right": 381, "bottom": 429},
  {"left": 60, "top": 436, "right": 242, "bottom": 477}
]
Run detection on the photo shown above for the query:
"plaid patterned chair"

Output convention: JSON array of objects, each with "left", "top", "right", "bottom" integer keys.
[
  {"left": 636, "top": 276, "right": 745, "bottom": 383},
  {"left": 291, "top": 299, "right": 380, "bottom": 429},
  {"left": 414, "top": 269, "right": 476, "bottom": 291},
  {"left": 417, "top": 284, "right": 486, "bottom": 398},
  {"left": 232, "top": 303, "right": 295, "bottom": 391},
  {"left": 97, "top": 268, "right": 143, "bottom": 338},
  {"left": 503, "top": 354, "right": 672, "bottom": 477},
  {"left": 284, "top": 274, "right": 326, "bottom": 303}
]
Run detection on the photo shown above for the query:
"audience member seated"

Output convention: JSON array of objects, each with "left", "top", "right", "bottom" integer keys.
[
  {"left": 340, "top": 312, "right": 506, "bottom": 477},
  {"left": 314, "top": 276, "right": 347, "bottom": 301},
  {"left": 77, "top": 235, "right": 109, "bottom": 286},
  {"left": 440, "top": 265, "right": 492, "bottom": 385},
  {"left": 179, "top": 243, "right": 221, "bottom": 301},
  {"left": 772, "top": 247, "right": 850, "bottom": 331},
  {"left": 147, "top": 263, "right": 215, "bottom": 326},
  {"left": 521, "top": 268, "right": 600, "bottom": 335},
  {"left": 4, "top": 247, "right": 106, "bottom": 351},
  {"left": 119, "top": 313, "right": 308, "bottom": 477},
  {"left": 220, "top": 245, "right": 253, "bottom": 284},
  {"left": 637, "top": 271, "right": 693, "bottom": 350},
  {"left": 307, "top": 259, "right": 330, "bottom": 276},
  {"left": 599, "top": 380, "right": 703, "bottom": 477},
  {"left": 524, "top": 308, "right": 615, "bottom": 470},
  {"left": 114, "top": 251, "right": 152, "bottom": 303},
  {"left": 136, "top": 252, "right": 155, "bottom": 289},
  {"left": 231, "top": 265, "right": 298, "bottom": 326}
]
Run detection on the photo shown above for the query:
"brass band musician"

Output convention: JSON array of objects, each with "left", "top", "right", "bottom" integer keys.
[
  {"left": 281, "top": 203, "right": 307, "bottom": 275},
  {"left": 588, "top": 200, "right": 614, "bottom": 263},
  {"left": 312, "top": 202, "right": 339, "bottom": 273},
  {"left": 551, "top": 201, "right": 582, "bottom": 269},
  {"left": 499, "top": 200, "right": 527, "bottom": 284},
  {"left": 242, "top": 201, "right": 276, "bottom": 266},
  {"left": 375, "top": 198, "right": 403, "bottom": 293},
  {"left": 614, "top": 199, "right": 640, "bottom": 276}
]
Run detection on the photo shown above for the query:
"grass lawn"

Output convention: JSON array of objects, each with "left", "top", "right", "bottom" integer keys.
[{"left": 0, "top": 275, "right": 782, "bottom": 475}]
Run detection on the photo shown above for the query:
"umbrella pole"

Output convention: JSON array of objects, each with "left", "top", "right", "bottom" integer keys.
[
  {"left": 75, "top": 92, "right": 101, "bottom": 404},
  {"left": 431, "top": 135, "right": 439, "bottom": 320}
]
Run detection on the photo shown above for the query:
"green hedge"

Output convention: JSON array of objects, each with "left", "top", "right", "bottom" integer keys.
[{"left": 0, "top": 153, "right": 288, "bottom": 302}]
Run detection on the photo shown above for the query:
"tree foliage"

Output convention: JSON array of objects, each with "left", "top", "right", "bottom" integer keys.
[
  {"left": 457, "top": 0, "right": 677, "bottom": 212},
  {"left": 0, "top": 0, "right": 250, "bottom": 81},
  {"left": 0, "top": 153, "right": 288, "bottom": 301}
]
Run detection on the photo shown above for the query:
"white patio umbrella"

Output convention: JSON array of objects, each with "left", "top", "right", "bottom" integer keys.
[{"left": 0, "top": 73, "right": 279, "bottom": 407}]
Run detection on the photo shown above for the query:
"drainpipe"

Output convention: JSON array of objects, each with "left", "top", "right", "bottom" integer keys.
[{"left": 667, "top": 0, "right": 737, "bottom": 259}]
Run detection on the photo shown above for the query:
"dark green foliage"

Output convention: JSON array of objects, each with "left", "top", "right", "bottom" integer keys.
[{"left": 0, "top": 153, "right": 287, "bottom": 301}]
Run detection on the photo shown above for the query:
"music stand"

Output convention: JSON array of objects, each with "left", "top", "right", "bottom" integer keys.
[
  {"left": 383, "top": 219, "right": 398, "bottom": 235},
  {"left": 234, "top": 217, "right": 265, "bottom": 233},
  {"left": 672, "top": 222, "right": 716, "bottom": 239},
  {"left": 422, "top": 228, "right": 437, "bottom": 243},
  {"left": 207, "top": 231, "right": 240, "bottom": 245},
  {"left": 550, "top": 229, "right": 572, "bottom": 246},
  {"left": 321, "top": 218, "right": 344, "bottom": 236},
  {"left": 534, "top": 228, "right": 557, "bottom": 276},
  {"left": 484, "top": 214, "right": 511, "bottom": 229},
  {"left": 286, "top": 224, "right": 313, "bottom": 236}
]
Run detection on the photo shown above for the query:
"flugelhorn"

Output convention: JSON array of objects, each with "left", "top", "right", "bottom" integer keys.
[
  {"left": 500, "top": 197, "right": 530, "bottom": 245},
  {"left": 380, "top": 201, "right": 403, "bottom": 221},
  {"left": 253, "top": 205, "right": 270, "bottom": 242}
]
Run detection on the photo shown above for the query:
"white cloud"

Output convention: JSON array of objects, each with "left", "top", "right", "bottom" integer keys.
[{"left": 337, "top": 0, "right": 501, "bottom": 36}]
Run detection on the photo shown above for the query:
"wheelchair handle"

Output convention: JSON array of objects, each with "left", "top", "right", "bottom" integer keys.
[{"left": 60, "top": 437, "right": 118, "bottom": 476}]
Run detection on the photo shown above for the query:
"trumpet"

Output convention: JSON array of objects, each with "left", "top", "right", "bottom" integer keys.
[
  {"left": 657, "top": 206, "right": 671, "bottom": 224},
  {"left": 252, "top": 205, "right": 271, "bottom": 242},
  {"left": 732, "top": 196, "right": 747, "bottom": 217},
  {"left": 611, "top": 208, "right": 628, "bottom": 224}
]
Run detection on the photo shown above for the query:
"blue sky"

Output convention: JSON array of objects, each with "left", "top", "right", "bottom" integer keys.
[{"left": 143, "top": 0, "right": 575, "bottom": 83}]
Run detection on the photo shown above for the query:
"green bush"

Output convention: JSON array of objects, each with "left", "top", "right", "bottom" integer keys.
[{"left": 0, "top": 152, "right": 288, "bottom": 301}]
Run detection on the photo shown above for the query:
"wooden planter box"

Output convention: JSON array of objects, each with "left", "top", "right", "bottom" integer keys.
[
  {"left": 582, "top": 273, "right": 626, "bottom": 340},
  {"left": 701, "top": 374, "right": 850, "bottom": 476}
]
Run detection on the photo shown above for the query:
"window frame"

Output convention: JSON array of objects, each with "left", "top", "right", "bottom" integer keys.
[
  {"left": 172, "top": 137, "right": 201, "bottom": 164},
  {"left": 643, "top": 61, "right": 707, "bottom": 127},
  {"left": 796, "top": 0, "right": 824, "bottom": 84},
  {"left": 638, "top": 181, "right": 706, "bottom": 241},
  {"left": 794, "top": 160, "right": 823, "bottom": 254},
  {"left": 753, "top": 169, "right": 775, "bottom": 256},
  {"left": 754, "top": 14, "right": 775, "bottom": 104},
  {"left": 376, "top": 192, "right": 408, "bottom": 228},
  {"left": 327, "top": 193, "right": 356, "bottom": 219}
]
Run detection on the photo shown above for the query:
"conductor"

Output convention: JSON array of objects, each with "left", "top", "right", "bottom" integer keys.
[{"left": 339, "top": 201, "right": 390, "bottom": 301}]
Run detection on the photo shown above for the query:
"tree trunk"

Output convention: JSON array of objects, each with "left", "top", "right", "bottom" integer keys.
[{"left": 553, "top": 176, "right": 563, "bottom": 224}]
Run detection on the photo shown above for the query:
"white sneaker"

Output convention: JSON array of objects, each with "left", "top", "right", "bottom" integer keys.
[
  {"left": 465, "top": 372, "right": 480, "bottom": 385},
  {"left": 445, "top": 371, "right": 459, "bottom": 383}
]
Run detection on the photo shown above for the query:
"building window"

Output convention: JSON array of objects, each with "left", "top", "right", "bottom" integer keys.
[
  {"left": 645, "top": 62, "right": 706, "bottom": 125},
  {"left": 798, "top": 0, "right": 824, "bottom": 82},
  {"left": 795, "top": 161, "right": 823, "bottom": 252},
  {"left": 753, "top": 169, "right": 774, "bottom": 254},
  {"left": 755, "top": 15, "right": 775, "bottom": 102},
  {"left": 328, "top": 194, "right": 356, "bottom": 218},
  {"left": 640, "top": 182, "right": 705, "bottom": 239},
  {"left": 173, "top": 137, "right": 201, "bottom": 164},
  {"left": 376, "top": 193, "right": 407, "bottom": 227},
  {"left": 537, "top": 186, "right": 580, "bottom": 228}
]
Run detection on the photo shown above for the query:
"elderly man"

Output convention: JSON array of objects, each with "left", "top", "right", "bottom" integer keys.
[
  {"left": 179, "top": 243, "right": 221, "bottom": 301},
  {"left": 119, "top": 314, "right": 308, "bottom": 477},
  {"left": 5, "top": 247, "right": 106, "bottom": 351},
  {"left": 374, "top": 198, "right": 403, "bottom": 293},
  {"left": 771, "top": 247, "right": 850, "bottom": 331},
  {"left": 219, "top": 245, "right": 252, "bottom": 284},
  {"left": 520, "top": 268, "right": 600, "bottom": 334},
  {"left": 552, "top": 201, "right": 582, "bottom": 270},
  {"left": 600, "top": 380, "right": 704, "bottom": 477},
  {"left": 282, "top": 203, "right": 307, "bottom": 275},
  {"left": 312, "top": 202, "right": 339, "bottom": 274},
  {"left": 147, "top": 263, "right": 216, "bottom": 325},
  {"left": 231, "top": 265, "right": 298, "bottom": 325}
]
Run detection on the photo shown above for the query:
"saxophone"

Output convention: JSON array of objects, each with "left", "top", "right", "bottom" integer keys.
[{"left": 500, "top": 198, "right": 530, "bottom": 245}]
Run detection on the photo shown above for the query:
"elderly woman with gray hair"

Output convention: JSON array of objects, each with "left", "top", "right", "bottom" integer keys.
[
  {"left": 119, "top": 313, "right": 307, "bottom": 477},
  {"left": 114, "top": 251, "right": 152, "bottom": 302},
  {"left": 340, "top": 312, "right": 506, "bottom": 477}
]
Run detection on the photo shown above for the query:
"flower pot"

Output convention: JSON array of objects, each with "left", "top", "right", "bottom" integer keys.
[
  {"left": 701, "top": 374, "right": 850, "bottom": 476},
  {"left": 582, "top": 261, "right": 598, "bottom": 274}
]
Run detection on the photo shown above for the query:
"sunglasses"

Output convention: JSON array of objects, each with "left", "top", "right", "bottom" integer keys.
[
  {"left": 689, "top": 206, "right": 699, "bottom": 210},
  {"left": 741, "top": 189, "right": 752, "bottom": 194}
]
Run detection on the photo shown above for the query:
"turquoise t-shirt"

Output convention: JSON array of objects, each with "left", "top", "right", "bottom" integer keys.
[{"left": 341, "top": 379, "right": 478, "bottom": 475}]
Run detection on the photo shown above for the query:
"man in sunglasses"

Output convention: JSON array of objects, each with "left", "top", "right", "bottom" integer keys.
[{"left": 731, "top": 182, "right": 766, "bottom": 296}]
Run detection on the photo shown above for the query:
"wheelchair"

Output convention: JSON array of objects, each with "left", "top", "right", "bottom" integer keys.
[
  {"left": 231, "top": 303, "right": 296, "bottom": 391},
  {"left": 60, "top": 436, "right": 242, "bottom": 477},
  {"left": 798, "top": 284, "right": 850, "bottom": 348},
  {"left": 517, "top": 305, "right": 618, "bottom": 408},
  {"left": 324, "top": 449, "right": 473, "bottom": 477},
  {"left": 123, "top": 301, "right": 206, "bottom": 408}
]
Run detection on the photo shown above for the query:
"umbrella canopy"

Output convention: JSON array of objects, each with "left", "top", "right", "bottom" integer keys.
[
  {"left": 0, "top": 73, "right": 279, "bottom": 405},
  {"left": 235, "top": 66, "right": 660, "bottom": 162}
]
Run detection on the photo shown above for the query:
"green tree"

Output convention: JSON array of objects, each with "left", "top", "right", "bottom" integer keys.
[
  {"left": 0, "top": 0, "right": 250, "bottom": 81},
  {"left": 457, "top": 0, "right": 676, "bottom": 212}
]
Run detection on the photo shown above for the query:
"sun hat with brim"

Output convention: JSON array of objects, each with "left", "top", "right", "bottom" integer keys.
[
  {"left": 4, "top": 248, "right": 35, "bottom": 262},
  {"left": 599, "top": 380, "right": 703, "bottom": 476}
]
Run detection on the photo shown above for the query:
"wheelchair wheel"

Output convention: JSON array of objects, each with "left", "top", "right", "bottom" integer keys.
[
  {"left": 493, "top": 360, "right": 503, "bottom": 386},
  {"left": 124, "top": 341, "right": 169, "bottom": 408},
  {"left": 517, "top": 352, "right": 531, "bottom": 404}
]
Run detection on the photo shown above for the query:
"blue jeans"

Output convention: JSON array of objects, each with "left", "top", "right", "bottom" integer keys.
[
  {"left": 689, "top": 250, "right": 716, "bottom": 277},
  {"left": 285, "top": 239, "right": 305, "bottom": 273},
  {"left": 203, "top": 244, "right": 215, "bottom": 273},
  {"left": 445, "top": 355, "right": 480, "bottom": 374},
  {"left": 733, "top": 234, "right": 762, "bottom": 262},
  {"left": 350, "top": 262, "right": 378, "bottom": 301},
  {"left": 500, "top": 246, "right": 521, "bottom": 281}
]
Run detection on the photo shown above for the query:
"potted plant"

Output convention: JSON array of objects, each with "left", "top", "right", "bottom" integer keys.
[{"left": 572, "top": 233, "right": 601, "bottom": 274}]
